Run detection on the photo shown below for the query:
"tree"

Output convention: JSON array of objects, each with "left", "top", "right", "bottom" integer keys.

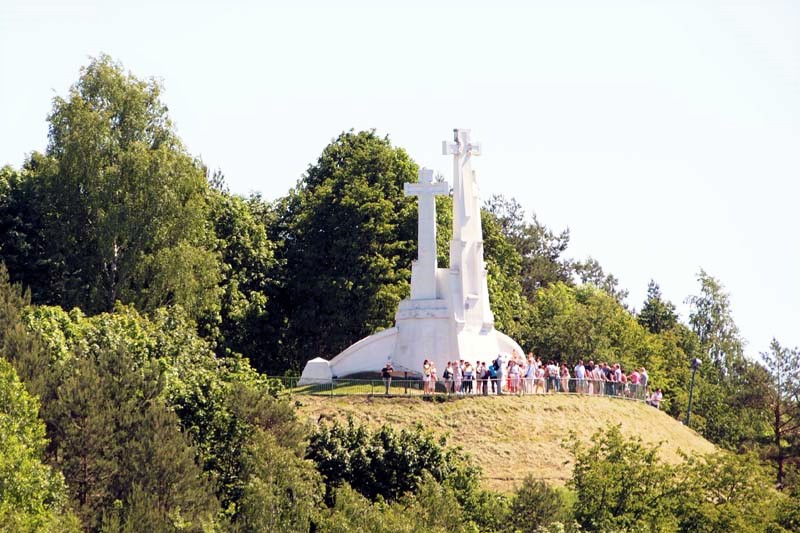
[
  {"left": 686, "top": 270, "right": 744, "bottom": 379},
  {"left": 508, "top": 475, "right": 571, "bottom": 532},
  {"left": 20, "top": 300, "right": 313, "bottom": 526},
  {"left": 638, "top": 279, "right": 678, "bottom": 334},
  {"left": 273, "top": 130, "right": 418, "bottom": 370},
  {"left": 567, "top": 426, "right": 679, "bottom": 532},
  {"left": 208, "top": 188, "right": 281, "bottom": 362},
  {"left": 307, "top": 418, "right": 479, "bottom": 503},
  {"left": 0, "top": 358, "right": 80, "bottom": 532},
  {"left": 675, "top": 451, "right": 780, "bottom": 533},
  {"left": 480, "top": 207, "right": 531, "bottom": 344},
  {"left": 51, "top": 343, "right": 219, "bottom": 530},
  {"left": 232, "top": 429, "right": 323, "bottom": 532},
  {"left": 761, "top": 338, "right": 800, "bottom": 489},
  {"left": 572, "top": 256, "right": 629, "bottom": 303},
  {"left": 0, "top": 161, "right": 64, "bottom": 305},
  {"left": 484, "top": 194, "right": 571, "bottom": 300},
  {"left": 5, "top": 55, "right": 221, "bottom": 322},
  {"left": 528, "top": 282, "right": 650, "bottom": 372}
]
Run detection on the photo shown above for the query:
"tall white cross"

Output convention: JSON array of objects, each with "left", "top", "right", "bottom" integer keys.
[
  {"left": 404, "top": 168, "right": 449, "bottom": 300},
  {"left": 442, "top": 129, "right": 482, "bottom": 242}
]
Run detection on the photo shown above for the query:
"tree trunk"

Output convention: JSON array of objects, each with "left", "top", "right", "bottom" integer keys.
[{"left": 775, "top": 400, "right": 784, "bottom": 489}]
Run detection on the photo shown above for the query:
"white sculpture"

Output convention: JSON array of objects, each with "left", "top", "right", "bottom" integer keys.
[{"left": 298, "top": 129, "right": 523, "bottom": 384}]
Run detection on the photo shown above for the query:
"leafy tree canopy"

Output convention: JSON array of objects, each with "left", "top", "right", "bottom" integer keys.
[
  {"left": 0, "top": 357, "right": 79, "bottom": 532},
  {"left": 1, "top": 55, "right": 221, "bottom": 323},
  {"left": 638, "top": 279, "right": 678, "bottom": 334},
  {"left": 273, "top": 130, "right": 418, "bottom": 369}
]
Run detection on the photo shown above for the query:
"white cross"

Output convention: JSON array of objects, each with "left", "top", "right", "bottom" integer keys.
[{"left": 405, "top": 168, "right": 449, "bottom": 299}]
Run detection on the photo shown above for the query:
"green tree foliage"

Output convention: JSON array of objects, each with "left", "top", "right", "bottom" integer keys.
[
  {"left": 51, "top": 342, "right": 218, "bottom": 530},
  {"left": 1, "top": 55, "right": 221, "bottom": 322},
  {"left": 18, "top": 302, "right": 313, "bottom": 528},
  {"left": 681, "top": 271, "right": 771, "bottom": 449},
  {"left": 317, "top": 476, "right": 474, "bottom": 533},
  {"left": 0, "top": 358, "right": 80, "bottom": 532},
  {"left": 686, "top": 270, "right": 744, "bottom": 380},
  {"left": 761, "top": 338, "right": 800, "bottom": 488},
  {"left": 481, "top": 207, "right": 531, "bottom": 344},
  {"left": 208, "top": 188, "right": 282, "bottom": 360},
  {"left": 307, "top": 417, "right": 479, "bottom": 503},
  {"left": 272, "top": 130, "right": 418, "bottom": 370},
  {"left": 508, "top": 475, "right": 571, "bottom": 532},
  {"left": 568, "top": 426, "right": 679, "bottom": 532},
  {"left": 568, "top": 426, "right": 784, "bottom": 533},
  {"left": 571, "top": 257, "right": 629, "bottom": 303},
  {"left": 637, "top": 280, "right": 678, "bottom": 334},
  {"left": 529, "top": 282, "right": 659, "bottom": 375},
  {"left": 675, "top": 451, "right": 779, "bottom": 533},
  {"left": 0, "top": 162, "right": 64, "bottom": 305},
  {"left": 775, "top": 486, "right": 800, "bottom": 532},
  {"left": 0, "top": 264, "right": 56, "bottom": 403},
  {"left": 484, "top": 195, "right": 571, "bottom": 300},
  {"left": 232, "top": 429, "right": 323, "bottom": 532}
]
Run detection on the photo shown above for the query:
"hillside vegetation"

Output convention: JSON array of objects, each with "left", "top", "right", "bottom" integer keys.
[
  {"left": 3, "top": 55, "right": 799, "bottom": 531},
  {"left": 296, "top": 393, "right": 716, "bottom": 491}
]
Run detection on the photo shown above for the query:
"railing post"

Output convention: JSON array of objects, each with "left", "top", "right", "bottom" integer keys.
[{"left": 404, "top": 372, "right": 408, "bottom": 395}]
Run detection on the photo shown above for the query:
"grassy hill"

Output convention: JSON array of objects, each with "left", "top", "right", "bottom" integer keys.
[{"left": 295, "top": 393, "right": 716, "bottom": 493}]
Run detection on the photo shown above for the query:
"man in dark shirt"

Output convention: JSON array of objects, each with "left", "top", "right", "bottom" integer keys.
[
  {"left": 602, "top": 363, "right": 614, "bottom": 396},
  {"left": 381, "top": 362, "right": 393, "bottom": 395}
]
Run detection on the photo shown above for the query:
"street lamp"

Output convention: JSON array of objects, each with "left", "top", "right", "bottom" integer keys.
[{"left": 685, "top": 357, "right": 702, "bottom": 427}]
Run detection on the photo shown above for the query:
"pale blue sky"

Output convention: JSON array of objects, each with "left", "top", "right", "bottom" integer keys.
[{"left": 1, "top": 1, "right": 798, "bottom": 357}]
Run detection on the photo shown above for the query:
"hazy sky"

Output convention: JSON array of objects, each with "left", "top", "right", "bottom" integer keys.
[{"left": 2, "top": 1, "right": 798, "bottom": 357}]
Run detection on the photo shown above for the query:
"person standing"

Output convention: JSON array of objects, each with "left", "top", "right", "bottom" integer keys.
[
  {"left": 574, "top": 360, "right": 586, "bottom": 394},
  {"left": 495, "top": 354, "right": 506, "bottom": 395},
  {"left": 629, "top": 368, "right": 640, "bottom": 398},
  {"left": 478, "top": 362, "right": 489, "bottom": 395},
  {"left": 381, "top": 361, "right": 393, "bottom": 395},
  {"left": 443, "top": 362, "right": 454, "bottom": 394},
  {"left": 508, "top": 360, "right": 519, "bottom": 394},
  {"left": 535, "top": 364, "right": 545, "bottom": 394},
  {"left": 546, "top": 360, "right": 559, "bottom": 393},
  {"left": 464, "top": 362, "right": 474, "bottom": 394},
  {"left": 639, "top": 367, "right": 649, "bottom": 400},
  {"left": 585, "top": 360, "right": 595, "bottom": 395},
  {"left": 422, "top": 359, "right": 432, "bottom": 394},
  {"left": 524, "top": 356, "right": 536, "bottom": 394},
  {"left": 602, "top": 363, "right": 613, "bottom": 396}
]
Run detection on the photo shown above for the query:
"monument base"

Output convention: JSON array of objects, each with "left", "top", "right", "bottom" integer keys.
[{"left": 298, "top": 297, "right": 524, "bottom": 384}]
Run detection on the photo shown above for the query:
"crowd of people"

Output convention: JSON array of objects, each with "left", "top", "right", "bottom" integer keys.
[{"left": 384, "top": 352, "right": 664, "bottom": 408}]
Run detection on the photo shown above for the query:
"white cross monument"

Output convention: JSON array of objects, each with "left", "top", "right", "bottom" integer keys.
[
  {"left": 299, "top": 129, "right": 523, "bottom": 383},
  {"left": 404, "top": 168, "right": 449, "bottom": 300}
]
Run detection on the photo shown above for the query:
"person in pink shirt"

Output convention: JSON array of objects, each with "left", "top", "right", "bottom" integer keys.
[{"left": 629, "top": 369, "right": 640, "bottom": 398}]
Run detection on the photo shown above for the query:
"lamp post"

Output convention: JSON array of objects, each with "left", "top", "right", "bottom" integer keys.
[{"left": 685, "top": 357, "right": 702, "bottom": 427}]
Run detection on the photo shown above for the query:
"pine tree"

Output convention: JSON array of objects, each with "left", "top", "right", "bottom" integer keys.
[{"left": 638, "top": 279, "right": 678, "bottom": 334}]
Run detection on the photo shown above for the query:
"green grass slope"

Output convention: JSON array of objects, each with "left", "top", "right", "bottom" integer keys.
[{"left": 295, "top": 393, "right": 716, "bottom": 492}]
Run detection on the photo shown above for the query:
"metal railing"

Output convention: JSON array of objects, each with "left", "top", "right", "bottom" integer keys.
[{"left": 270, "top": 376, "right": 653, "bottom": 402}]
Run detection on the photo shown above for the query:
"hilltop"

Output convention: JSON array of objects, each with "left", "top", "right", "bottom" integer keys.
[{"left": 295, "top": 393, "right": 716, "bottom": 492}]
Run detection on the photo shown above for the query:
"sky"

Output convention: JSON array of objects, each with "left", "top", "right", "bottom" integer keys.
[{"left": 1, "top": 0, "right": 798, "bottom": 357}]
